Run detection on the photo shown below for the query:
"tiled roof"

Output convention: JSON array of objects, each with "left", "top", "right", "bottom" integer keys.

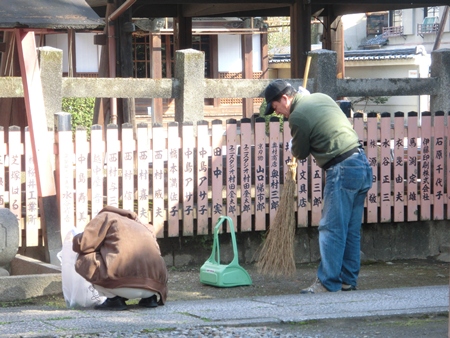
[
  {"left": 0, "top": 0, "right": 103, "bottom": 29},
  {"left": 357, "top": 35, "right": 388, "bottom": 49},
  {"left": 344, "top": 46, "right": 427, "bottom": 61},
  {"left": 269, "top": 46, "right": 427, "bottom": 64},
  {"left": 269, "top": 53, "right": 291, "bottom": 63}
]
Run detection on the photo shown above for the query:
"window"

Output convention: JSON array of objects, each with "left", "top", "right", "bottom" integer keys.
[
  {"left": 132, "top": 34, "right": 212, "bottom": 79},
  {"left": 132, "top": 35, "right": 151, "bottom": 78},
  {"left": 384, "top": 10, "right": 404, "bottom": 37},
  {"left": 425, "top": 6, "right": 439, "bottom": 19},
  {"left": 417, "top": 15, "right": 439, "bottom": 36},
  {"left": 390, "top": 10, "right": 402, "bottom": 27},
  {"left": 366, "top": 12, "right": 389, "bottom": 36}
]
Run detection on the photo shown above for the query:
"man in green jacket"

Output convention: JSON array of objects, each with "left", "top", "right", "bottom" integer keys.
[{"left": 263, "top": 79, "right": 372, "bottom": 293}]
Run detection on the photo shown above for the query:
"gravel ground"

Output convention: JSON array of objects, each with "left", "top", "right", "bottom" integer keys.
[
  {"left": 56, "top": 314, "right": 449, "bottom": 338},
  {"left": 3, "top": 258, "right": 448, "bottom": 338},
  {"left": 167, "top": 258, "right": 449, "bottom": 302}
]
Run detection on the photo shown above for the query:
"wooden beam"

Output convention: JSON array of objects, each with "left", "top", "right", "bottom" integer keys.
[
  {"left": 182, "top": 3, "right": 287, "bottom": 17},
  {"left": 15, "top": 29, "right": 60, "bottom": 264}
]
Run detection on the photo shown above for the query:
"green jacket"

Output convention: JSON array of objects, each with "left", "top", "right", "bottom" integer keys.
[{"left": 289, "top": 93, "right": 360, "bottom": 168}]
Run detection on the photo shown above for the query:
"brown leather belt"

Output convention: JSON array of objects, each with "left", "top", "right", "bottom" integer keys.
[{"left": 322, "top": 146, "right": 361, "bottom": 170}]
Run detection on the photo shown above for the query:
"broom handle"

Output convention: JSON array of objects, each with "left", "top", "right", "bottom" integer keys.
[
  {"left": 303, "top": 55, "right": 312, "bottom": 89},
  {"left": 288, "top": 157, "right": 297, "bottom": 180},
  {"left": 287, "top": 56, "right": 309, "bottom": 181}
]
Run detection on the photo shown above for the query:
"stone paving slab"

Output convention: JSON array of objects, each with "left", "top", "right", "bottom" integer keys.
[{"left": 0, "top": 285, "right": 447, "bottom": 337}]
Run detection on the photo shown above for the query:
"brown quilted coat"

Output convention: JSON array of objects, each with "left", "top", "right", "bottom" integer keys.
[{"left": 72, "top": 206, "right": 168, "bottom": 304}]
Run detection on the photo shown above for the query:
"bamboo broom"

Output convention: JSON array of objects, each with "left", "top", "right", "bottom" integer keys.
[
  {"left": 256, "top": 158, "right": 298, "bottom": 276},
  {"left": 256, "top": 56, "right": 312, "bottom": 277}
]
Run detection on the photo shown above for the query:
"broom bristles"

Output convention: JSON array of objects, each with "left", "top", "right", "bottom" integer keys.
[{"left": 256, "top": 162, "right": 297, "bottom": 277}]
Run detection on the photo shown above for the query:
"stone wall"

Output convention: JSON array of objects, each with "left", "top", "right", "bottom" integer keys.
[{"left": 159, "top": 221, "right": 450, "bottom": 267}]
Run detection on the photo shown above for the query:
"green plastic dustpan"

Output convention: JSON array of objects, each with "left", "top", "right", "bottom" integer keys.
[{"left": 200, "top": 216, "right": 252, "bottom": 287}]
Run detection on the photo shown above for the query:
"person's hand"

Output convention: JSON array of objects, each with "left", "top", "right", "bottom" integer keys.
[
  {"left": 288, "top": 138, "right": 293, "bottom": 152},
  {"left": 298, "top": 86, "right": 310, "bottom": 95}
]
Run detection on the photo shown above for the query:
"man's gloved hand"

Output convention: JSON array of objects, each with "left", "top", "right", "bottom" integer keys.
[
  {"left": 288, "top": 138, "right": 293, "bottom": 152},
  {"left": 298, "top": 86, "right": 310, "bottom": 96}
]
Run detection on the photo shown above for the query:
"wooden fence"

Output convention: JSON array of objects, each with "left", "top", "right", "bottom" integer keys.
[{"left": 2, "top": 111, "right": 449, "bottom": 247}]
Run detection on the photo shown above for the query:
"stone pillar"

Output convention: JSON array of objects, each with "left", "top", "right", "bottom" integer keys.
[
  {"left": 0, "top": 208, "right": 19, "bottom": 276},
  {"left": 38, "top": 47, "right": 63, "bottom": 131},
  {"left": 174, "top": 48, "right": 205, "bottom": 132},
  {"left": 430, "top": 49, "right": 450, "bottom": 114},
  {"left": 308, "top": 49, "right": 338, "bottom": 99}
]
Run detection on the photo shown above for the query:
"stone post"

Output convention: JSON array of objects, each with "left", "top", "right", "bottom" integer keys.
[
  {"left": 0, "top": 208, "right": 19, "bottom": 276},
  {"left": 430, "top": 49, "right": 450, "bottom": 114},
  {"left": 38, "top": 47, "right": 63, "bottom": 131},
  {"left": 36, "top": 48, "right": 63, "bottom": 264},
  {"left": 308, "top": 49, "right": 338, "bottom": 99},
  {"left": 174, "top": 49, "right": 205, "bottom": 134}
]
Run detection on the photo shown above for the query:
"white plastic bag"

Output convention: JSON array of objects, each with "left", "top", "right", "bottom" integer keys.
[{"left": 57, "top": 228, "right": 106, "bottom": 308}]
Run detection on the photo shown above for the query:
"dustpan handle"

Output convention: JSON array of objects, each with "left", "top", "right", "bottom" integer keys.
[
  {"left": 211, "top": 215, "right": 239, "bottom": 266},
  {"left": 208, "top": 216, "right": 225, "bottom": 264}
]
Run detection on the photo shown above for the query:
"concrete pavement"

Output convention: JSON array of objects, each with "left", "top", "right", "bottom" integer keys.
[{"left": 0, "top": 285, "right": 448, "bottom": 337}]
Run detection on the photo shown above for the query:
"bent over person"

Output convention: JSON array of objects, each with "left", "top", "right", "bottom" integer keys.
[
  {"left": 73, "top": 206, "right": 168, "bottom": 310},
  {"left": 263, "top": 79, "right": 373, "bottom": 293}
]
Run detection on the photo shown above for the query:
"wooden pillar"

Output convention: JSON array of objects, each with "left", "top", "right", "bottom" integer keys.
[
  {"left": 321, "top": 10, "right": 333, "bottom": 50},
  {"left": 0, "top": 32, "right": 27, "bottom": 132},
  {"left": 290, "top": 0, "right": 311, "bottom": 78},
  {"left": 15, "top": 29, "right": 60, "bottom": 264},
  {"left": 151, "top": 33, "right": 163, "bottom": 124},
  {"left": 242, "top": 34, "right": 253, "bottom": 118},
  {"left": 118, "top": 1, "right": 135, "bottom": 126},
  {"left": 164, "top": 35, "right": 172, "bottom": 78},
  {"left": 175, "top": 8, "right": 192, "bottom": 50},
  {"left": 210, "top": 35, "right": 220, "bottom": 107},
  {"left": 67, "top": 29, "right": 76, "bottom": 77},
  {"left": 261, "top": 31, "right": 269, "bottom": 79},
  {"left": 93, "top": 2, "right": 115, "bottom": 130},
  {"left": 433, "top": 6, "right": 449, "bottom": 51},
  {"left": 331, "top": 16, "right": 344, "bottom": 79}
]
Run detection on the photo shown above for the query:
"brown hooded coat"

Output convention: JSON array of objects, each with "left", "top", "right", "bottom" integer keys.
[{"left": 72, "top": 206, "right": 168, "bottom": 304}]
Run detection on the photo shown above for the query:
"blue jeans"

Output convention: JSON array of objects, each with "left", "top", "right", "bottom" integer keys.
[{"left": 317, "top": 148, "right": 373, "bottom": 291}]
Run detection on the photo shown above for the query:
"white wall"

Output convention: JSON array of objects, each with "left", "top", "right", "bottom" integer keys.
[
  {"left": 45, "top": 34, "right": 69, "bottom": 72},
  {"left": 343, "top": 7, "right": 450, "bottom": 53},
  {"left": 342, "top": 14, "right": 368, "bottom": 50},
  {"left": 76, "top": 34, "right": 101, "bottom": 73},
  {"left": 345, "top": 57, "right": 431, "bottom": 113},
  {"left": 45, "top": 33, "right": 100, "bottom": 73},
  {"left": 218, "top": 34, "right": 262, "bottom": 72}
]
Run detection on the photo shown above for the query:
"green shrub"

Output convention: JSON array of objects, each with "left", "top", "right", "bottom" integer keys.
[{"left": 61, "top": 97, "right": 95, "bottom": 138}]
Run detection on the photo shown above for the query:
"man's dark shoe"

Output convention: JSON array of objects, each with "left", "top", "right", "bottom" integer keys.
[
  {"left": 300, "top": 278, "right": 329, "bottom": 294},
  {"left": 341, "top": 283, "right": 357, "bottom": 291},
  {"left": 94, "top": 296, "right": 128, "bottom": 311},
  {"left": 138, "top": 295, "right": 158, "bottom": 308}
]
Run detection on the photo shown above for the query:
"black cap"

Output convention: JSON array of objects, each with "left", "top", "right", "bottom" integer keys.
[{"left": 263, "top": 79, "right": 292, "bottom": 116}]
